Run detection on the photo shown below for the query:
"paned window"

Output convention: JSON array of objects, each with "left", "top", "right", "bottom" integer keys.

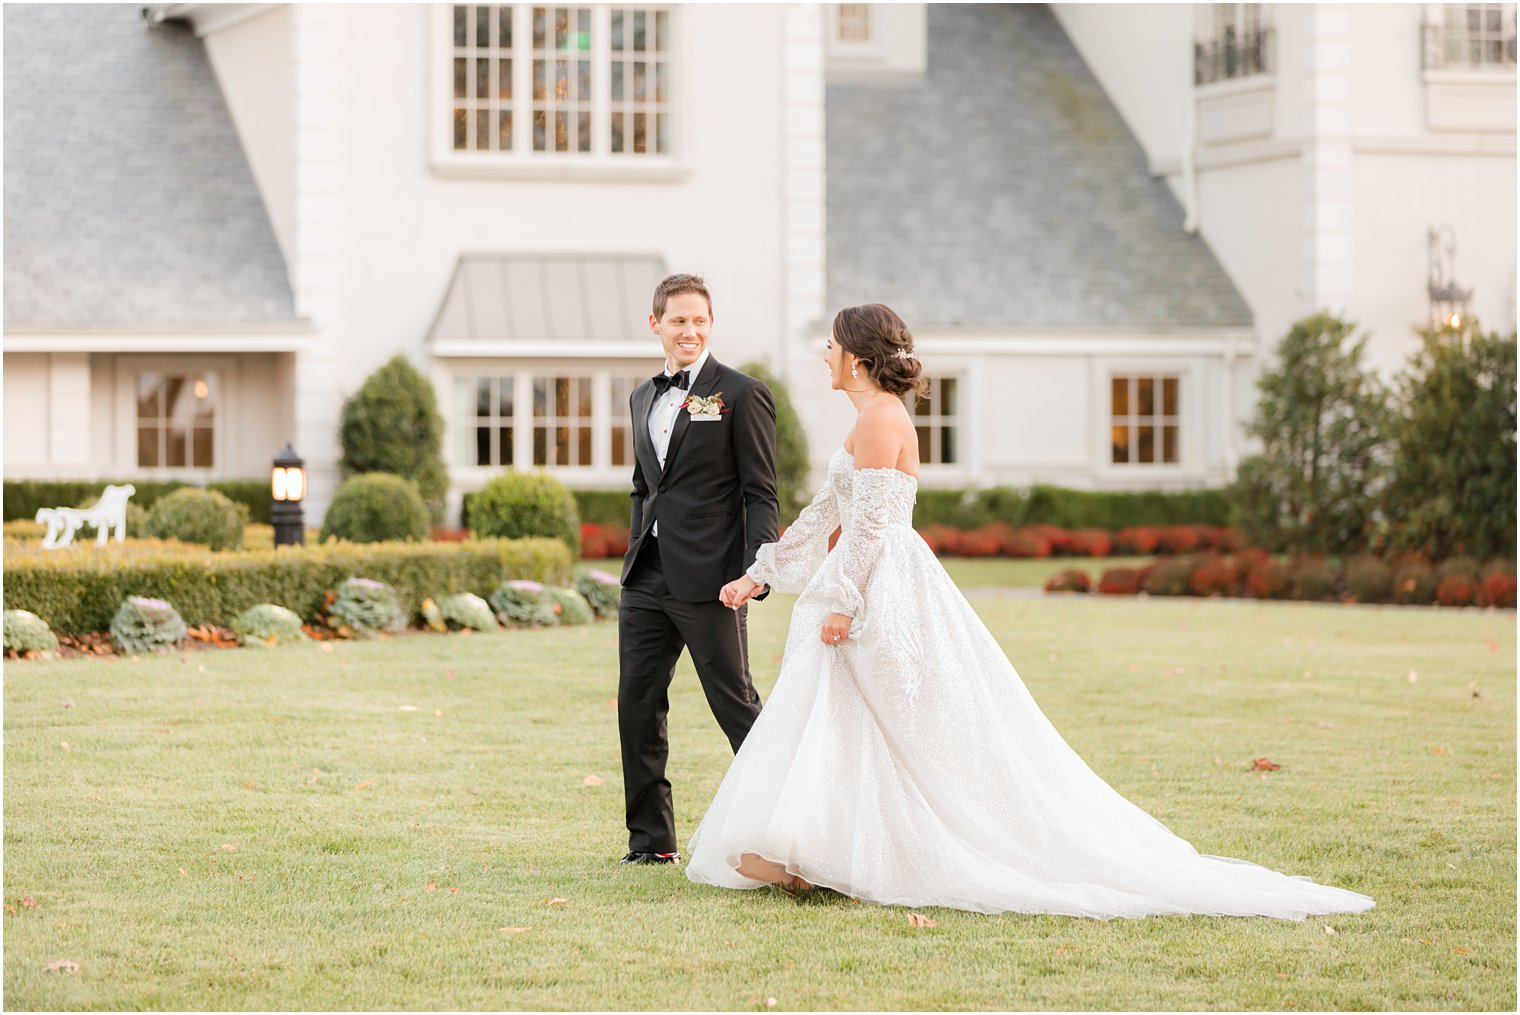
[
  {"left": 457, "top": 375, "right": 516, "bottom": 467},
  {"left": 905, "top": 376, "right": 958, "bottom": 466},
  {"left": 533, "top": 375, "right": 594, "bottom": 466},
  {"left": 1424, "top": 4, "right": 1518, "bottom": 68},
  {"left": 136, "top": 373, "right": 215, "bottom": 468},
  {"left": 610, "top": 375, "right": 644, "bottom": 467},
  {"left": 837, "top": 4, "right": 870, "bottom": 42},
  {"left": 1194, "top": 4, "right": 1272, "bottom": 85},
  {"left": 1110, "top": 375, "right": 1180, "bottom": 466},
  {"left": 449, "top": 4, "right": 673, "bottom": 157}
]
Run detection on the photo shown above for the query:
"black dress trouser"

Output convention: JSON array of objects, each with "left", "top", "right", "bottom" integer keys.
[{"left": 617, "top": 536, "right": 763, "bottom": 854}]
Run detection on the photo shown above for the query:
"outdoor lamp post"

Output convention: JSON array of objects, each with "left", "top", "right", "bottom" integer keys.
[
  {"left": 1427, "top": 225, "right": 1473, "bottom": 331},
  {"left": 271, "top": 442, "right": 306, "bottom": 547}
]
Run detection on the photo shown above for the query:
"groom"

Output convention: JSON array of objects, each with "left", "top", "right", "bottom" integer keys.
[{"left": 617, "top": 273, "right": 779, "bottom": 865}]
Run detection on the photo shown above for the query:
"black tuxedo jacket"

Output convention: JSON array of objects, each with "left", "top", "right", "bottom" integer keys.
[{"left": 621, "top": 356, "right": 779, "bottom": 603}]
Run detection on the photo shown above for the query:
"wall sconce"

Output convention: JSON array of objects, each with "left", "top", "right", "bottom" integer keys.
[
  {"left": 271, "top": 442, "right": 306, "bottom": 547},
  {"left": 1428, "top": 224, "right": 1473, "bottom": 330}
]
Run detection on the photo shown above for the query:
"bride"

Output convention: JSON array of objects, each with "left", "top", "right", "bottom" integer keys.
[{"left": 686, "top": 303, "right": 1375, "bottom": 920}]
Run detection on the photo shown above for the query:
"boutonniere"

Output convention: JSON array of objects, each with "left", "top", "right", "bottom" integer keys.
[{"left": 681, "top": 392, "right": 727, "bottom": 418}]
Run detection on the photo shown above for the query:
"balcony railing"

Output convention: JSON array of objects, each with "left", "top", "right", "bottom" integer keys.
[{"left": 1194, "top": 26, "right": 1274, "bottom": 86}]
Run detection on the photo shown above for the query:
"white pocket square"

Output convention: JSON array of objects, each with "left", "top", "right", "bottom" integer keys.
[{"left": 688, "top": 413, "right": 721, "bottom": 422}]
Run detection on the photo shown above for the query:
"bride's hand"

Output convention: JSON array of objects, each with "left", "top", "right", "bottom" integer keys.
[
  {"left": 720, "top": 575, "right": 761, "bottom": 609},
  {"left": 820, "top": 612, "right": 851, "bottom": 646}
]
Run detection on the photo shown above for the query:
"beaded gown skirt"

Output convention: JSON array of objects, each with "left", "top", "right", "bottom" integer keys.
[{"left": 684, "top": 448, "right": 1376, "bottom": 919}]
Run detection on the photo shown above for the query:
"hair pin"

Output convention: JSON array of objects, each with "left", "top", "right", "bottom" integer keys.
[{"left": 894, "top": 348, "right": 914, "bottom": 360}]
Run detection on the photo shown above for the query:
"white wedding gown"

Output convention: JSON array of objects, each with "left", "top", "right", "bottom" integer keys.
[{"left": 685, "top": 448, "right": 1375, "bottom": 919}]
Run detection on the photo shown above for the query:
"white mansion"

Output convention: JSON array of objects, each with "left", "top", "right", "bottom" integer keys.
[{"left": 4, "top": 3, "right": 1515, "bottom": 522}]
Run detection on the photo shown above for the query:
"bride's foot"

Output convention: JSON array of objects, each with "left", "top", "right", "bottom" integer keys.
[{"left": 737, "top": 851, "right": 814, "bottom": 891}]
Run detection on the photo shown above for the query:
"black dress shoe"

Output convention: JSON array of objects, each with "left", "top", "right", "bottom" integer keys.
[{"left": 620, "top": 851, "right": 680, "bottom": 865}]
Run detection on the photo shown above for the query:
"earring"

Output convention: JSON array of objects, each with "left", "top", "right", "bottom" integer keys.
[{"left": 850, "top": 363, "right": 858, "bottom": 379}]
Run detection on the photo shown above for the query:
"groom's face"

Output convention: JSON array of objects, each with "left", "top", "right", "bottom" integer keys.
[{"left": 650, "top": 292, "right": 712, "bottom": 371}]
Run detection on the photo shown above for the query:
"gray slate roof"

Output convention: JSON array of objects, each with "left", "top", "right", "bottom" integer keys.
[
  {"left": 429, "top": 253, "right": 668, "bottom": 341},
  {"left": 827, "top": 4, "right": 1252, "bottom": 331},
  {"left": 3, "top": 4, "right": 297, "bottom": 328}
]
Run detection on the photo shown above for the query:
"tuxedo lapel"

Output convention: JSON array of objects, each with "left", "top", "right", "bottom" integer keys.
[
  {"left": 631, "top": 380, "right": 663, "bottom": 485},
  {"left": 660, "top": 356, "right": 721, "bottom": 475}
]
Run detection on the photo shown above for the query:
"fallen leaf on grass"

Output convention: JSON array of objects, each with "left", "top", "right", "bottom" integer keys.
[
  {"left": 303, "top": 768, "right": 322, "bottom": 786},
  {"left": 499, "top": 926, "right": 532, "bottom": 934},
  {"left": 546, "top": 897, "right": 567, "bottom": 906},
  {"left": 582, "top": 775, "right": 603, "bottom": 786},
  {"left": 18, "top": 897, "right": 38, "bottom": 909},
  {"left": 1314, "top": 722, "right": 1338, "bottom": 729},
  {"left": 319, "top": 643, "right": 334, "bottom": 653},
  {"left": 1250, "top": 757, "right": 1281, "bottom": 771},
  {"left": 907, "top": 913, "right": 938, "bottom": 928},
  {"left": 398, "top": 706, "right": 418, "bottom": 712},
  {"left": 435, "top": 709, "right": 444, "bottom": 717},
  {"left": 1323, "top": 925, "right": 1337, "bottom": 936},
  {"left": 1451, "top": 946, "right": 1470, "bottom": 954},
  {"left": 766, "top": 998, "right": 777, "bottom": 1009},
  {"left": 353, "top": 780, "right": 374, "bottom": 791},
  {"left": 425, "top": 882, "right": 438, "bottom": 892},
  {"left": 62, "top": 700, "right": 75, "bottom": 709},
  {"left": 1408, "top": 670, "right": 1418, "bottom": 683},
  {"left": 220, "top": 843, "right": 237, "bottom": 852},
  {"left": 43, "top": 959, "right": 79, "bottom": 973}
]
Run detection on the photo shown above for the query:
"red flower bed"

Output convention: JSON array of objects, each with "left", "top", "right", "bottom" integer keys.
[
  {"left": 1479, "top": 573, "right": 1517, "bottom": 608},
  {"left": 1116, "top": 526, "right": 1161, "bottom": 555},
  {"left": 580, "top": 523, "right": 630, "bottom": 559},
  {"left": 430, "top": 527, "right": 469, "bottom": 543},
  {"left": 1002, "top": 527, "right": 1052, "bottom": 558},
  {"left": 917, "top": 524, "right": 962, "bottom": 556},
  {"left": 1097, "top": 567, "right": 1144, "bottom": 595},
  {"left": 956, "top": 526, "right": 1004, "bottom": 558},
  {"left": 1436, "top": 574, "right": 1476, "bottom": 607},
  {"left": 1068, "top": 528, "right": 1114, "bottom": 558},
  {"left": 1189, "top": 556, "right": 1240, "bottom": 597},
  {"left": 1244, "top": 560, "right": 1291, "bottom": 599},
  {"left": 1157, "top": 525, "right": 1204, "bottom": 554}
]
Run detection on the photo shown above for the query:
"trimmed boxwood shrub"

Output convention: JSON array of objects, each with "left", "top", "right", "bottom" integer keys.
[
  {"left": 339, "top": 355, "right": 448, "bottom": 522},
  {"left": 231, "top": 604, "right": 309, "bottom": 647},
  {"left": 1344, "top": 555, "right": 1394, "bottom": 603},
  {"left": 546, "top": 586, "right": 595, "bottom": 626},
  {"left": 145, "top": 488, "right": 247, "bottom": 550},
  {"left": 1290, "top": 557, "right": 1337, "bottom": 601},
  {"left": 1044, "top": 569, "right": 1091, "bottom": 593},
  {"left": 3, "top": 610, "right": 58, "bottom": 653},
  {"left": 1143, "top": 556, "right": 1195, "bottom": 596},
  {"left": 1479, "top": 573, "right": 1517, "bottom": 608},
  {"left": 110, "top": 596, "right": 187, "bottom": 654},
  {"left": 3, "top": 479, "right": 271, "bottom": 525},
  {"left": 468, "top": 472, "right": 580, "bottom": 557},
  {"left": 1438, "top": 555, "right": 1483, "bottom": 582},
  {"left": 3, "top": 537, "right": 571, "bottom": 635},
  {"left": 1245, "top": 560, "right": 1292, "bottom": 599},
  {"left": 320, "top": 473, "right": 430, "bottom": 544},
  {"left": 1189, "top": 556, "right": 1239, "bottom": 597},
  {"left": 328, "top": 577, "right": 406, "bottom": 637},
  {"left": 1392, "top": 561, "right": 1437, "bottom": 605},
  {"left": 1437, "top": 573, "right": 1476, "bottom": 607}
]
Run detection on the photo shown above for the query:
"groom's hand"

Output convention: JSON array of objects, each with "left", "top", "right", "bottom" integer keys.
[{"left": 720, "top": 575, "right": 763, "bottom": 610}]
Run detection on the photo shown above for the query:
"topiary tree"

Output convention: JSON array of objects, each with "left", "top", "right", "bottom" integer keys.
[
  {"left": 144, "top": 488, "right": 247, "bottom": 550},
  {"left": 1382, "top": 321, "right": 1517, "bottom": 561},
  {"left": 339, "top": 355, "right": 448, "bottom": 522},
  {"left": 468, "top": 472, "right": 580, "bottom": 557},
  {"left": 1230, "top": 313, "right": 1391, "bottom": 555},
  {"left": 319, "top": 473, "right": 431, "bottom": 544},
  {"left": 739, "top": 360, "right": 810, "bottom": 521}
]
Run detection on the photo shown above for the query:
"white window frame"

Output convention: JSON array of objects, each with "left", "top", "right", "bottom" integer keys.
[
  {"left": 430, "top": 4, "right": 688, "bottom": 181},
  {"left": 904, "top": 373, "right": 963, "bottom": 471},
  {"left": 112, "top": 356, "right": 233, "bottom": 481},
  {"left": 445, "top": 362, "right": 653, "bottom": 486},
  {"left": 1091, "top": 360, "right": 1198, "bottom": 480},
  {"left": 1423, "top": 3, "right": 1518, "bottom": 71}
]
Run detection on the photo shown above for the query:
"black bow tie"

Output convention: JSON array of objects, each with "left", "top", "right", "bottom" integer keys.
[{"left": 653, "top": 369, "right": 691, "bottom": 393}]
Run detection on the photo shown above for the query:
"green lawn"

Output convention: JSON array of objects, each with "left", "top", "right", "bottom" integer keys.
[{"left": 4, "top": 595, "right": 1514, "bottom": 1010}]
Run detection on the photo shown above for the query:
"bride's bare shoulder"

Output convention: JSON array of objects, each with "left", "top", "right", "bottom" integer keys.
[{"left": 852, "top": 398, "right": 916, "bottom": 470}]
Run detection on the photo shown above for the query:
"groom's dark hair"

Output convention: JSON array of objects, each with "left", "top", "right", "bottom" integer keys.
[{"left": 652, "top": 273, "right": 712, "bottom": 320}]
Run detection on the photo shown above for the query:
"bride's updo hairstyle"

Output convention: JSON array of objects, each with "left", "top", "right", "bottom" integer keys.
[{"left": 832, "top": 303, "right": 930, "bottom": 400}]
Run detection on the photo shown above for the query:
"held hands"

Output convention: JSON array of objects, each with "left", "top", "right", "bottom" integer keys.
[
  {"left": 820, "top": 612, "right": 852, "bottom": 646},
  {"left": 720, "top": 574, "right": 765, "bottom": 610}
]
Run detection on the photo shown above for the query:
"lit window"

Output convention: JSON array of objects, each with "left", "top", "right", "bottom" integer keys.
[
  {"left": 1424, "top": 4, "right": 1518, "bottom": 68},
  {"left": 905, "top": 376, "right": 958, "bottom": 466},
  {"left": 610, "top": 375, "right": 644, "bottom": 467},
  {"left": 456, "top": 375, "right": 515, "bottom": 467},
  {"left": 136, "top": 373, "right": 215, "bottom": 468},
  {"left": 837, "top": 4, "right": 870, "bottom": 42},
  {"left": 449, "top": 4, "right": 673, "bottom": 157},
  {"left": 533, "top": 375, "right": 594, "bottom": 466},
  {"left": 1110, "top": 375, "right": 1180, "bottom": 466}
]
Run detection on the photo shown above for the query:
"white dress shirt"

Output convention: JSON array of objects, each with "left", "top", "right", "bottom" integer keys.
[{"left": 647, "top": 348, "right": 710, "bottom": 537}]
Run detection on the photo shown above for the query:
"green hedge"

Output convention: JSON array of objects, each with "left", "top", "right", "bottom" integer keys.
[
  {"left": 4, "top": 479, "right": 272, "bottom": 525},
  {"left": 572, "top": 490, "right": 633, "bottom": 526},
  {"left": 909, "top": 484, "right": 1230, "bottom": 530},
  {"left": 3, "top": 537, "right": 572, "bottom": 636}
]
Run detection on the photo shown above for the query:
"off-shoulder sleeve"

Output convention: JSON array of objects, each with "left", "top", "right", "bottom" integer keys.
[
  {"left": 813, "top": 468, "right": 913, "bottom": 620},
  {"left": 745, "top": 480, "right": 840, "bottom": 595}
]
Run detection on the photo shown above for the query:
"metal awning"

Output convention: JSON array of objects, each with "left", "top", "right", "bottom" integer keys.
[{"left": 427, "top": 253, "right": 669, "bottom": 357}]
